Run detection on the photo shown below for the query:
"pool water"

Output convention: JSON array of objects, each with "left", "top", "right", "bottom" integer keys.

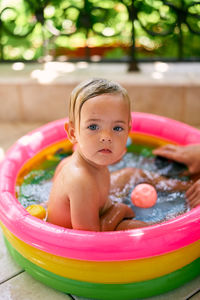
[{"left": 17, "top": 143, "right": 189, "bottom": 224}]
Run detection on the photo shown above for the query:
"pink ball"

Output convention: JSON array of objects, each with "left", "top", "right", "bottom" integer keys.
[{"left": 131, "top": 183, "right": 157, "bottom": 208}]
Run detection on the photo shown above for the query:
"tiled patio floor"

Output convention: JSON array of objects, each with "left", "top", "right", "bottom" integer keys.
[{"left": 1, "top": 121, "right": 200, "bottom": 300}]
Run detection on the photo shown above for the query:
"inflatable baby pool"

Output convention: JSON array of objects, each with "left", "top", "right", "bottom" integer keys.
[{"left": 0, "top": 112, "right": 200, "bottom": 300}]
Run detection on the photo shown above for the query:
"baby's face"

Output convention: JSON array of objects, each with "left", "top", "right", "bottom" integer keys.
[{"left": 75, "top": 93, "right": 130, "bottom": 167}]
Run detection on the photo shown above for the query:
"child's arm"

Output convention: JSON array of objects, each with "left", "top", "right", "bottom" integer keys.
[
  {"left": 48, "top": 194, "right": 71, "bottom": 228},
  {"left": 68, "top": 175, "right": 101, "bottom": 231},
  {"left": 48, "top": 173, "right": 72, "bottom": 228}
]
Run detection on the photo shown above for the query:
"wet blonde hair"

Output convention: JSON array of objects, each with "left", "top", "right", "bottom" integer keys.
[{"left": 68, "top": 78, "right": 131, "bottom": 125}]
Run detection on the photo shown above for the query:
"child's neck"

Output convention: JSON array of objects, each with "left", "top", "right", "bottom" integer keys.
[{"left": 74, "top": 149, "right": 108, "bottom": 171}]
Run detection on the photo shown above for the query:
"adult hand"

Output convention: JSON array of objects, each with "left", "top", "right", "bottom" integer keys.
[{"left": 153, "top": 144, "right": 200, "bottom": 175}]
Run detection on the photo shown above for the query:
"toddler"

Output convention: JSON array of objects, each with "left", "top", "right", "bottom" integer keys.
[{"left": 48, "top": 78, "right": 191, "bottom": 231}]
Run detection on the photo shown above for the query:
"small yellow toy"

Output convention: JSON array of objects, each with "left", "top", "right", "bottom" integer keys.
[{"left": 26, "top": 204, "right": 46, "bottom": 220}]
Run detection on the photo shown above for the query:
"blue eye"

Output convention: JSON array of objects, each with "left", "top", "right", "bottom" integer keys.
[
  {"left": 113, "top": 126, "right": 123, "bottom": 132},
  {"left": 88, "top": 124, "right": 98, "bottom": 131}
]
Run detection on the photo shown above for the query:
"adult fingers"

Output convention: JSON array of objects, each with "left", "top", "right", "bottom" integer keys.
[
  {"left": 186, "top": 182, "right": 200, "bottom": 208},
  {"left": 186, "top": 180, "right": 200, "bottom": 198},
  {"left": 153, "top": 145, "right": 183, "bottom": 162},
  {"left": 153, "top": 144, "right": 178, "bottom": 154},
  {"left": 189, "top": 197, "right": 200, "bottom": 209},
  {"left": 186, "top": 189, "right": 199, "bottom": 204}
]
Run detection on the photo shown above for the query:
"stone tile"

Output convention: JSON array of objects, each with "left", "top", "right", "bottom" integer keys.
[
  {"left": 188, "top": 72, "right": 200, "bottom": 85},
  {"left": 0, "top": 84, "right": 22, "bottom": 121},
  {"left": 184, "top": 86, "right": 200, "bottom": 127},
  {"left": 0, "top": 272, "right": 72, "bottom": 300},
  {"left": 190, "top": 291, "right": 200, "bottom": 300},
  {"left": 0, "top": 228, "right": 22, "bottom": 283},
  {"left": 20, "top": 84, "right": 75, "bottom": 122},
  {"left": 125, "top": 85, "right": 185, "bottom": 122},
  {"left": 140, "top": 62, "right": 200, "bottom": 74}
]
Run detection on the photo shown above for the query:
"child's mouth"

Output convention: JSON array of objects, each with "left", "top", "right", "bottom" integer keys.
[{"left": 99, "top": 149, "right": 112, "bottom": 154}]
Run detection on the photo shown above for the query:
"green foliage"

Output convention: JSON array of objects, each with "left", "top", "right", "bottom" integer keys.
[
  {"left": 105, "top": 47, "right": 128, "bottom": 58},
  {"left": 0, "top": 0, "right": 199, "bottom": 61}
]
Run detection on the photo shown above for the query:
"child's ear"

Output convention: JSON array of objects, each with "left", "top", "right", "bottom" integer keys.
[
  {"left": 65, "top": 121, "right": 76, "bottom": 143},
  {"left": 128, "top": 118, "right": 132, "bottom": 132}
]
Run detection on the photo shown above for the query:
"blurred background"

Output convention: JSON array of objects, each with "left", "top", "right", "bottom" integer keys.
[
  {"left": 0, "top": 0, "right": 200, "bottom": 152},
  {"left": 0, "top": 1, "right": 200, "bottom": 300},
  {"left": 0, "top": 0, "right": 199, "bottom": 153},
  {"left": 0, "top": 0, "right": 200, "bottom": 67}
]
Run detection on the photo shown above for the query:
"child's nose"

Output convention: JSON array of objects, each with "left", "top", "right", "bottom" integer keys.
[{"left": 100, "top": 132, "right": 112, "bottom": 143}]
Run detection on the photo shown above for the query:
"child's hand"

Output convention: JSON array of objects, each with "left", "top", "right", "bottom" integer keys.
[
  {"left": 186, "top": 179, "right": 200, "bottom": 208},
  {"left": 116, "top": 219, "right": 149, "bottom": 231},
  {"left": 100, "top": 203, "right": 135, "bottom": 232}
]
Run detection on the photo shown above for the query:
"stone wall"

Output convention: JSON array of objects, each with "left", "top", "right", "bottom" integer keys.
[{"left": 0, "top": 62, "right": 199, "bottom": 126}]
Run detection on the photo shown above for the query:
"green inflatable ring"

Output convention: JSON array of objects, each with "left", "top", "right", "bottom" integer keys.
[{"left": 5, "top": 237, "right": 200, "bottom": 300}]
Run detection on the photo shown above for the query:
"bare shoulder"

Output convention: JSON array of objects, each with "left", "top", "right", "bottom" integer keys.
[
  {"left": 53, "top": 156, "right": 71, "bottom": 179},
  {"left": 65, "top": 164, "right": 98, "bottom": 194}
]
